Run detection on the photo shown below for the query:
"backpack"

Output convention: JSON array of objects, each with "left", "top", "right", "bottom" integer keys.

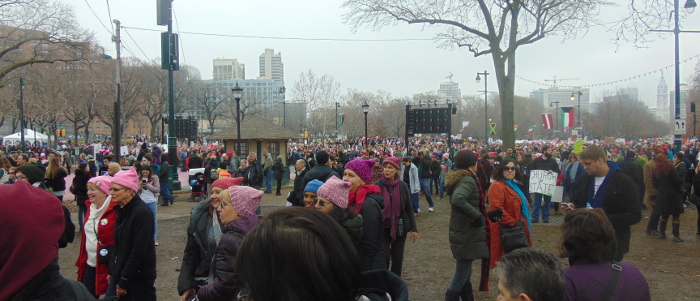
[
  {"left": 210, "top": 168, "right": 219, "bottom": 181},
  {"left": 153, "top": 163, "right": 161, "bottom": 175},
  {"left": 59, "top": 205, "right": 75, "bottom": 248}
]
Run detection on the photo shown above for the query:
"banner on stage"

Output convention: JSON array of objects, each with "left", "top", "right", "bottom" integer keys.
[{"left": 529, "top": 170, "right": 557, "bottom": 196}]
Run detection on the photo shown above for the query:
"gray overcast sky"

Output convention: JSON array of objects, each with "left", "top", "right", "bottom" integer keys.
[{"left": 68, "top": 0, "right": 700, "bottom": 108}]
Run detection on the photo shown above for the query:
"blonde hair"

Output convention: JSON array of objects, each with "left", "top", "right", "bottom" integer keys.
[
  {"left": 45, "top": 157, "right": 65, "bottom": 179},
  {"left": 108, "top": 162, "right": 121, "bottom": 175}
]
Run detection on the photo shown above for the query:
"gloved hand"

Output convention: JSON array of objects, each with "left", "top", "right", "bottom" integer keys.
[
  {"left": 488, "top": 208, "right": 503, "bottom": 222},
  {"left": 471, "top": 217, "right": 484, "bottom": 228}
]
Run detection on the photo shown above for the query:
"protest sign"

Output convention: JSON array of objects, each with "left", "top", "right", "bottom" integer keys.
[{"left": 529, "top": 170, "right": 558, "bottom": 196}]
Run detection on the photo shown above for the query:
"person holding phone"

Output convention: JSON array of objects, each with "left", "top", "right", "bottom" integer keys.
[{"left": 138, "top": 167, "right": 160, "bottom": 246}]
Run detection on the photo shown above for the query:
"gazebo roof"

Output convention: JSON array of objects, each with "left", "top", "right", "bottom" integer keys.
[{"left": 209, "top": 118, "right": 301, "bottom": 140}]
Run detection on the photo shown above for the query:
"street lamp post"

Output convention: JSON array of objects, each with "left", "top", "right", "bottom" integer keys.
[
  {"left": 232, "top": 83, "right": 243, "bottom": 157},
  {"left": 19, "top": 77, "right": 26, "bottom": 151},
  {"left": 335, "top": 102, "right": 340, "bottom": 139},
  {"left": 362, "top": 102, "right": 369, "bottom": 147},
  {"left": 571, "top": 91, "right": 583, "bottom": 137},
  {"left": 550, "top": 100, "right": 561, "bottom": 138},
  {"left": 278, "top": 86, "right": 286, "bottom": 128},
  {"left": 476, "top": 71, "right": 489, "bottom": 144}
]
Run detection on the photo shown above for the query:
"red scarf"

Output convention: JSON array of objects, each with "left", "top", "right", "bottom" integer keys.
[{"left": 348, "top": 184, "right": 381, "bottom": 215}]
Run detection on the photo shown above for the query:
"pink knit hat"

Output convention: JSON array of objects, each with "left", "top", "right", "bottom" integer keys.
[
  {"left": 227, "top": 186, "right": 263, "bottom": 218},
  {"left": 344, "top": 158, "right": 375, "bottom": 184},
  {"left": 317, "top": 176, "right": 352, "bottom": 208},
  {"left": 88, "top": 176, "right": 113, "bottom": 196},
  {"left": 382, "top": 157, "right": 401, "bottom": 170},
  {"left": 111, "top": 167, "right": 138, "bottom": 192},
  {"left": 212, "top": 177, "right": 243, "bottom": 190}
]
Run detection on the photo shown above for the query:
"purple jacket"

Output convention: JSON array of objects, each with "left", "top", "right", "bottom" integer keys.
[
  {"left": 565, "top": 259, "right": 651, "bottom": 301},
  {"left": 196, "top": 215, "right": 262, "bottom": 301}
]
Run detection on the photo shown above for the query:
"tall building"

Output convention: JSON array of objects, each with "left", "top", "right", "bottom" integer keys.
[
  {"left": 202, "top": 79, "right": 286, "bottom": 122},
  {"left": 657, "top": 74, "right": 670, "bottom": 122},
  {"left": 437, "top": 76, "right": 461, "bottom": 101},
  {"left": 529, "top": 87, "right": 591, "bottom": 115},
  {"left": 669, "top": 84, "right": 691, "bottom": 123},
  {"left": 212, "top": 58, "right": 245, "bottom": 80},
  {"left": 258, "top": 48, "right": 284, "bottom": 81}
]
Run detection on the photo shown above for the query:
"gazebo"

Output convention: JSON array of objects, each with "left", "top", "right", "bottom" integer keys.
[{"left": 209, "top": 118, "right": 301, "bottom": 166}]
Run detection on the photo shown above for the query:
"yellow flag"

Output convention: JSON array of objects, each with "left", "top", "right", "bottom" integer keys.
[{"left": 573, "top": 140, "right": 583, "bottom": 154}]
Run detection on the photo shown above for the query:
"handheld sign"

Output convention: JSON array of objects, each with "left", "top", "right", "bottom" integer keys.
[{"left": 529, "top": 170, "right": 558, "bottom": 196}]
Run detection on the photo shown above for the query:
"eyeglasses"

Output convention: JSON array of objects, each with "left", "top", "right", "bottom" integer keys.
[
  {"left": 502, "top": 166, "right": 517, "bottom": 172},
  {"left": 15, "top": 175, "right": 27, "bottom": 180},
  {"left": 109, "top": 187, "right": 125, "bottom": 192}
]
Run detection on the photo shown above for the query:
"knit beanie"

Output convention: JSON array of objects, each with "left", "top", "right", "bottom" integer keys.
[
  {"left": 17, "top": 164, "right": 45, "bottom": 184},
  {"left": 0, "top": 182, "right": 64, "bottom": 300},
  {"left": 316, "top": 151, "right": 330, "bottom": 165},
  {"left": 344, "top": 158, "right": 375, "bottom": 184},
  {"left": 454, "top": 150, "right": 478, "bottom": 169},
  {"left": 317, "top": 176, "right": 352, "bottom": 208},
  {"left": 383, "top": 157, "right": 401, "bottom": 170},
  {"left": 304, "top": 179, "right": 324, "bottom": 194},
  {"left": 111, "top": 167, "right": 139, "bottom": 192},
  {"left": 212, "top": 177, "right": 243, "bottom": 190},
  {"left": 88, "top": 176, "right": 113, "bottom": 196},
  {"left": 227, "top": 186, "right": 263, "bottom": 218},
  {"left": 442, "top": 153, "right": 449, "bottom": 159}
]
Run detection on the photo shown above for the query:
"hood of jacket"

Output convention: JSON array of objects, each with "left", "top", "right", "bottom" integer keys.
[{"left": 445, "top": 169, "right": 472, "bottom": 189}]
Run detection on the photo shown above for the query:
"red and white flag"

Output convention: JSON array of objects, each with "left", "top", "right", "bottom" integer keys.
[{"left": 542, "top": 113, "right": 553, "bottom": 130}]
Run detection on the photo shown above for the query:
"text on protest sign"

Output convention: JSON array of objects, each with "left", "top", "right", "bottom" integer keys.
[{"left": 529, "top": 170, "right": 558, "bottom": 196}]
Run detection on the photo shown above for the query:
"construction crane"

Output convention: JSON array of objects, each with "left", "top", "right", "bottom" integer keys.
[{"left": 544, "top": 75, "right": 580, "bottom": 87}]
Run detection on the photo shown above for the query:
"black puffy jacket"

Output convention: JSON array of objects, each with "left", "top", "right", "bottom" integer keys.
[{"left": 177, "top": 200, "right": 218, "bottom": 295}]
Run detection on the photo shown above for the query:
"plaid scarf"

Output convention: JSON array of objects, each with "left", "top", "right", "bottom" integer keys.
[{"left": 473, "top": 173, "right": 491, "bottom": 292}]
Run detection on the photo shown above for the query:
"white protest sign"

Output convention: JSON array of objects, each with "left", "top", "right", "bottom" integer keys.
[{"left": 529, "top": 170, "right": 558, "bottom": 196}]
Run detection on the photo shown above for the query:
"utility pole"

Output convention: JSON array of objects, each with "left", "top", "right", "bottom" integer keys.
[
  {"left": 335, "top": 102, "right": 339, "bottom": 138},
  {"left": 158, "top": 0, "right": 181, "bottom": 190},
  {"left": 112, "top": 19, "right": 122, "bottom": 164},
  {"left": 19, "top": 77, "right": 26, "bottom": 151}
]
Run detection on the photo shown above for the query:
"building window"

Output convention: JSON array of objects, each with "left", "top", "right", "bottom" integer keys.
[
  {"left": 235, "top": 142, "right": 249, "bottom": 158},
  {"left": 269, "top": 141, "right": 279, "bottom": 159}
]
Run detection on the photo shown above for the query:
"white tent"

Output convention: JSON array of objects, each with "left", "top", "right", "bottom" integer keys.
[{"left": 2, "top": 129, "right": 49, "bottom": 145}]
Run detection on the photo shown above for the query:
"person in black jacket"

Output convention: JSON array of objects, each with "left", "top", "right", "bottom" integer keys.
[
  {"left": 619, "top": 151, "right": 645, "bottom": 208},
  {"left": 302, "top": 151, "right": 340, "bottom": 190},
  {"left": 530, "top": 146, "right": 560, "bottom": 223},
  {"left": 108, "top": 167, "right": 156, "bottom": 300},
  {"left": 160, "top": 153, "right": 174, "bottom": 206},
  {"left": 72, "top": 163, "right": 91, "bottom": 231},
  {"left": 565, "top": 145, "right": 641, "bottom": 261},
  {"left": 287, "top": 159, "right": 308, "bottom": 206},
  {"left": 244, "top": 152, "right": 263, "bottom": 189},
  {"left": 273, "top": 155, "right": 285, "bottom": 196}
]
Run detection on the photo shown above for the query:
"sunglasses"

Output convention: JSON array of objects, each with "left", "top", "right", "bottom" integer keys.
[
  {"left": 502, "top": 166, "right": 517, "bottom": 172},
  {"left": 315, "top": 199, "right": 329, "bottom": 207}
]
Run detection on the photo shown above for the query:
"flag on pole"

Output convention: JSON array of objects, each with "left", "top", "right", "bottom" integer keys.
[
  {"left": 514, "top": 125, "right": 518, "bottom": 132},
  {"left": 528, "top": 126, "right": 535, "bottom": 133},
  {"left": 561, "top": 107, "right": 574, "bottom": 127},
  {"left": 542, "top": 113, "right": 553, "bottom": 129},
  {"left": 338, "top": 113, "right": 345, "bottom": 126},
  {"left": 462, "top": 121, "right": 469, "bottom": 129}
]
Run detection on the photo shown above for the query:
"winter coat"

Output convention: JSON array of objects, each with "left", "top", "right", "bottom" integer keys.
[
  {"left": 563, "top": 161, "right": 586, "bottom": 198},
  {"left": 72, "top": 171, "right": 91, "bottom": 208},
  {"left": 109, "top": 194, "right": 157, "bottom": 291},
  {"left": 573, "top": 164, "right": 641, "bottom": 258},
  {"left": 353, "top": 192, "right": 387, "bottom": 271},
  {"left": 341, "top": 214, "right": 364, "bottom": 249},
  {"left": 643, "top": 160, "right": 657, "bottom": 206},
  {"left": 189, "top": 155, "right": 203, "bottom": 169},
  {"left": 419, "top": 155, "right": 432, "bottom": 179},
  {"left": 288, "top": 168, "right": 308, "bottom": 206},
  {"left": 196, "top": 215, "right": 262, "bottom": 301},
  {"left": 619, "top": 158, "right": 645, "bottom": 205},
  {"left": 75, "top": 200, "right": 117, "bottom": 296},
  {"left": 653, "top": 167, "right": 685, "bottom": 216},
  {"left": 177, "top": 200, "right": 219, "bottom": 295},
  {"left": 565, "top": 258, "right": 651, "bottom": 301},
  {"left": 160, "top": 160, "right": 170, "bottom": 180},
  {"left": 445, "top": 169, "right": 489, "bottom": 261},
  {"left": 263, "top": 155, "right": 274, "bottom": 173},
  {"left": 487, "top": 179, "right": 532, "bottom": 269},
  {"left": 531, "top": 156, "right": 560, "bottom": 173},
  {"left": 273, "top": 156, "right": 285, "bottom": 181},
  {"left": 400, "top": 163, "right": 420, "bottom": 194},
  {"left": 9, "top": 261, "right": 95, "bottom": 301},
  {"left": 355, "top": 269, "right": 409, "bottom": 301},
  {"left": 375, "top": 179, "right": 418, "bottom": 236},
  {"left": 245, "top": 159, "right": 264, "bottom": 189},
  {"left": 302, "top": 165, "right": 339, "bottom": 189},
  {"left": 429, "top": 160, "right": 442, "bottom": 180},
  {"left": 44, "top": 168, "right": 68, "bottom": 192}
]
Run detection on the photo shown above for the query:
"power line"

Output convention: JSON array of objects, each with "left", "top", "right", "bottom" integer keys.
[
  {"left": 121, "top": 26, "right": 434, "bottom": 42},
  {"left": 105, "top": 0, "right": 115, "bottom": 33},
  {"left": 172, "top": 6, "right": 187, "bottom": 66},
  {"left": 120, "top": 40, "right": 164, "bottom": 80},
  {"left": 83, "top": 0, "right": 113, "bottom": 35},
  {"left": 123, "top": 27, "right": 154, "bottom": 65}
]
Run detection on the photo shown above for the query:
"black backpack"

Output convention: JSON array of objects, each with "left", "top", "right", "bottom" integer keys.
[{"left": 59, "top": 205, "right": 75, "bottom": 248}]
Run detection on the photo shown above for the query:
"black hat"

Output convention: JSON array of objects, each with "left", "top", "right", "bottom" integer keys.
[
  {"left": 454, "top": 150, "right": 477, "bottom": 169},
  {"left": 316, "top": 151, "right": 329, "bottom": 165},
  {"left": 17, "top": 164, "right": 46, "bottom": 184}
]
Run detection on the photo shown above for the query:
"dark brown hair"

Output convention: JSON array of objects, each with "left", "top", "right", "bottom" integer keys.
[
  {"left": 559, "top": 209, "right": 617, "bottom": 263},
  {"left": 492, "top": 158, "right": 522, "bottom": 182}
]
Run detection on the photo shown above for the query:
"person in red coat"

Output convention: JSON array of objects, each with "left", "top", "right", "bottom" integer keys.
[
  {"left": 487, "top": 158, "right": 532, "bottom": 269},
  {"left": 75, "top": 176, "right": 118, "bottom": 297}
]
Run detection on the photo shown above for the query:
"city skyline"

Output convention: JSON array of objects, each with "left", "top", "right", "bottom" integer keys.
[{"left": 67, "top": 0, "right": 700, "bottom": 108}]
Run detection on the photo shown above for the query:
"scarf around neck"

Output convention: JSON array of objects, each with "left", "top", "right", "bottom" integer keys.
[
  {"left": 349, "top": 184, "right": 381, "bottom": 215},
  {"left": 380, "top": 176, "right": 402, "bottom": 240}
]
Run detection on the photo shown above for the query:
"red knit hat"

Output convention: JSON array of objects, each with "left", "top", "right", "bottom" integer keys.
[
  {"left": 383, "top": 157, "right": 401, "bottom": 170},
  {"left": 212, "top": 177, "right": 243, "bottom": 190}
]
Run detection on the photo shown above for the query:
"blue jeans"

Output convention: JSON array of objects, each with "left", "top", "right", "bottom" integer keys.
[
  {"left": 265, "top": 171, "right": 273, "bottom": 193},
  {"left": 160, "top": 180, "right": 173, "bottom": 205},
  {"left": 439, "top": 179, "right": 445, "bottom": 199},
  {"left": 145, "top": 202, "right": 158, "bottom": 241},
  {"left": 419, "top": 178, "right": 434, "bottom": 208},
  {"left": 532, "top": 193, "right": 551, "bottom": 221},
  {"left": 410, "top": 192, "right": 420, "bottom": 213},
  {"left": 448, "top": 259, "right": 474, "bottom": 292}
]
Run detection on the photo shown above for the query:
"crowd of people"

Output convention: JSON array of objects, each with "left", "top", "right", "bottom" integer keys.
[{"left": 3, "top": 135, "right": 699, "bottom": 300}]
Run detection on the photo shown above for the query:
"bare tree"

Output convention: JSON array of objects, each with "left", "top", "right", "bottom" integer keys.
[
  {"left": 587, "top": 93, "right": 669, "bottom": 139},
  {"left": 0, "top": 0, "right": 88, "bottom": 87},
  {"left": 343, "top": 0, "right": 609, "bottom": 148},
  {"left": 292, "top": 70, "right": 341, "bottom": 138},
  {"left": 188, "top": 80, "right": 229, "bottom": 135}
]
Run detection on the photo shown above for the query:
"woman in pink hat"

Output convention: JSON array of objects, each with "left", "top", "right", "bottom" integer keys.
[
  {"left": 314, "top": 176, "right": 364, "bottom": 247},
  {"left": 196, "top": 185, "right": 263, "bottom": 301},
  {"left": 75, "top": 176, "right": 117, "bottom": 298}
]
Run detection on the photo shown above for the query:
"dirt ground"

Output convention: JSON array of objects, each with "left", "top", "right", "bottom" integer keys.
[{"left": 58, "top": 187, "right": 700, "bottom": 300}]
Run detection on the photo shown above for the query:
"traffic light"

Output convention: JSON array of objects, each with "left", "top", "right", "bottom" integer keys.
[{"left": 57, "top": 129, "right": 66, "bottom": 137}]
